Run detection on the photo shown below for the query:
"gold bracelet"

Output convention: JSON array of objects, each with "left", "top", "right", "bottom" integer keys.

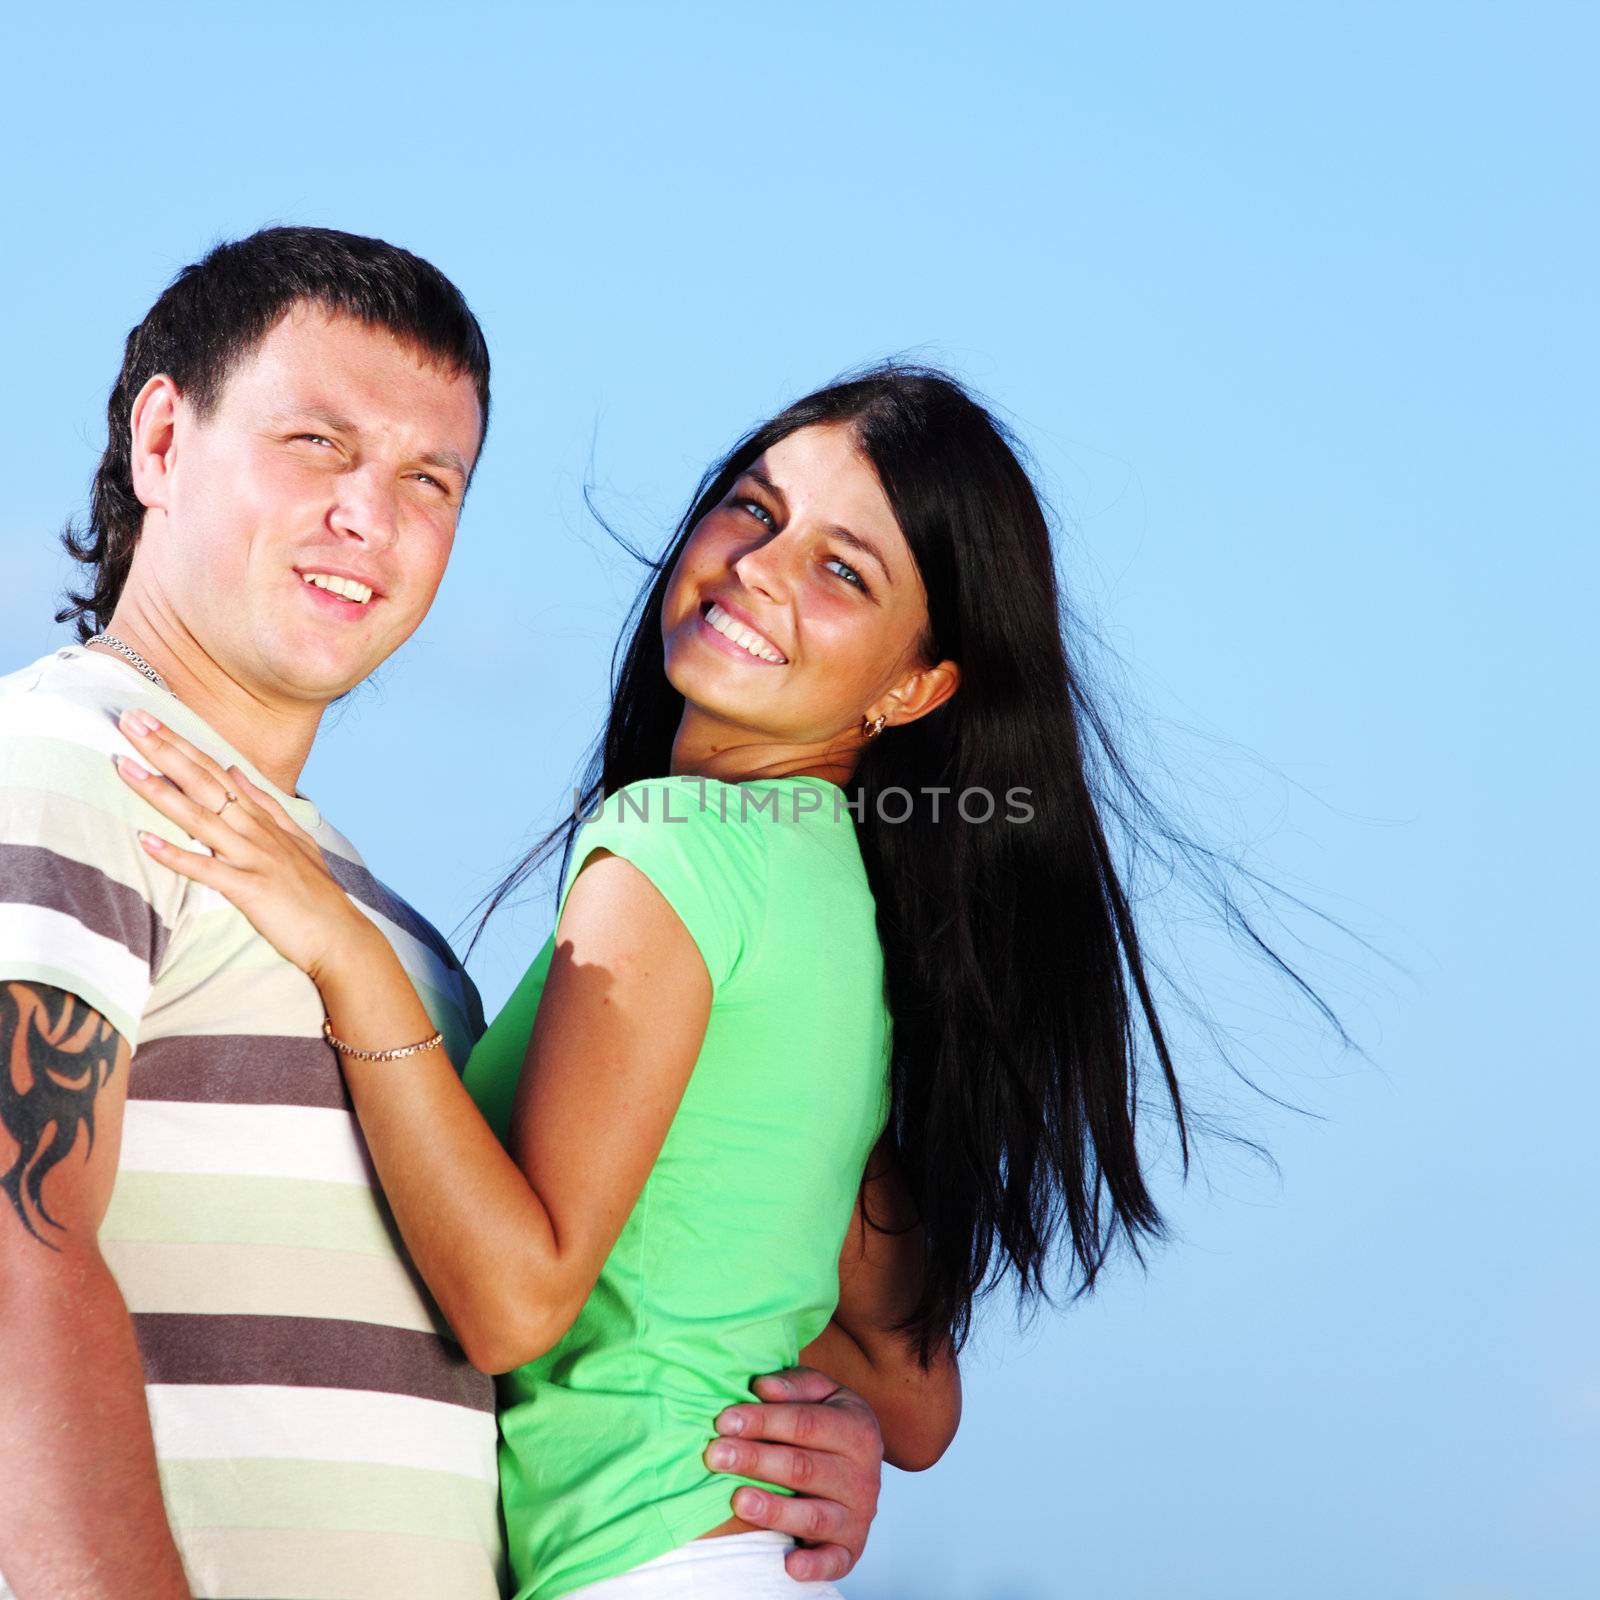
[{"left": 321, "top": 1017, "right": 444, "bottom": 1061}]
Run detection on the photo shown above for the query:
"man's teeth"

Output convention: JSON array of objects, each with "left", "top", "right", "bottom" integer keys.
[
  {"left": 302, "top": 573, "right": 373, "bottom": 604},
  {"left": 705, "top": 602, "right": 785, "bottom": 663}
]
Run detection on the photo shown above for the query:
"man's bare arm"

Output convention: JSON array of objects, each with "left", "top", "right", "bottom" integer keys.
[{"left": 0, "top": 982, "right": 189, "bottom": 1599}]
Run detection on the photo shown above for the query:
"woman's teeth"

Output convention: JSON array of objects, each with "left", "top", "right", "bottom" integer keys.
[
  {"left": 302, "top": 572, "right": 373, "bottom": 604},
  {"left": 704, "top": 602, "right": 786, "bottom": 664}
]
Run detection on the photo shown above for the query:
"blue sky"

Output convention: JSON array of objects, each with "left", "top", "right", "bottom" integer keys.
[{"left": 4, "top": 4, "right": 1595, "bottom": 1595}]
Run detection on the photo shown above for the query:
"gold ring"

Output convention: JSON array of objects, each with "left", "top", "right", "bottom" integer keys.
[{"left": 216, "top": 790, "right": 239, "bottom": 816}]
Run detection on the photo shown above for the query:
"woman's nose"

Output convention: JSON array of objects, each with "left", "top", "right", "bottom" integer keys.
[{"left": 731, "top": 533, "right": 791, "bottom": 602}]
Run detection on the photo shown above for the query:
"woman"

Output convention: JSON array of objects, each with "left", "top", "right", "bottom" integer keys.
[{"left": 115, "top": 367, "right": 1230, "bottom": 1596}]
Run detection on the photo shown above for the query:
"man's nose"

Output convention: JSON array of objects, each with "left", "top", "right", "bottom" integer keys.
[{"left": 328, "top": 466, "right": 400, "bottom": 548}]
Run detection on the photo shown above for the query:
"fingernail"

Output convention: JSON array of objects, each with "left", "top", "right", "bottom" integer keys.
[
  {"left": 138, "top": 831, "right": 166, "bottom": 852},
  {"left": 121, "top": 709, "right": 160, "bottom": 735},
  {"left": 717, "top": 1412, "right": 745, "bottom": 1436},
  {"left": 707, "top": 1443, "right": 737, "bottom": 1470},
  {"left": 118, "top": 757, "right": 150, "bottom": 780},
  {"left": 734, "top": 1489, "right": 766, "bottom": 1517},
  {"left": 767, "top": 1377, "right": 793, "bottom": 1397}
]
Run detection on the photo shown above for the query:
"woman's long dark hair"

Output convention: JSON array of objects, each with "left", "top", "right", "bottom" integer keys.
[{"left": 474, "top": 364, "right": 1344, "bottom": 1356}]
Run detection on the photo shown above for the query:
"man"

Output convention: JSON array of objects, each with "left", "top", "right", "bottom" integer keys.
[{"left": 0, "top": 227, "right": 886, "bottom": 1598}]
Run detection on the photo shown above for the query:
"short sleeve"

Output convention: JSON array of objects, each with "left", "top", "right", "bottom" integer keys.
[
  {"left": 552, "top": 777, "right": 769, "bottom": 992},
  {"left": 0, "top": 688, "right": 188, "bottom": 1049}
]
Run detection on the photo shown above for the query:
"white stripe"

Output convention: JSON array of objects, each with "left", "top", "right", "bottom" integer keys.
[
  {"left": 146, "top": 1384, "right": 499, "bottom": 1483},
  {"left": 0, "top": 654, "right": 322, "bottom": 834},
  {"left": 147, "top": 949, "right": 326, "bottom": 1038},
  {"left": 119, "top": 1101, "right": 377, "bottom": 1186},
  {"left": 0, "top": 901, "right": 150, "bottom": 1022},
  {"left": 0, "top": 682, "right": 134, "bottom": 752}
]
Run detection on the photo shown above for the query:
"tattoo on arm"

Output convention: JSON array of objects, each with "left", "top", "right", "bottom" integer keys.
[{"left": 0, "top": 983, "right": 122, "bottom": 1247}]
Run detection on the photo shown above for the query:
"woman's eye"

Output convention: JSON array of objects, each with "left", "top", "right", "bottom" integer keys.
[
  {"left": 825, "top": 556, "right": 868, "bottom": 592},
  {"left": 738, "top": 497, "right": 776, "bottom": 529}
]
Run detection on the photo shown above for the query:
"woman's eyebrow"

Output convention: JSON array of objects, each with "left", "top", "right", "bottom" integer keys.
[
  {"left": 743, "top": 467, "right": 893, "bottom": 583},
  {"left": 743, "top": 466, "right": 788, "bottom": 511},
  {"left": 827, "top": 523, "right": 892, "bottom": 584}
]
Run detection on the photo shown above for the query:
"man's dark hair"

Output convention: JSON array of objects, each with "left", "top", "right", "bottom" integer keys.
[{"left": 58, "top": 225, "right": 492, "bottom": 640}]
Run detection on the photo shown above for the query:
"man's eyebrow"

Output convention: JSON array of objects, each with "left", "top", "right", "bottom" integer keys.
[
  {"left": 270, "top": 410, "right": 469, "bottom": 481},
  {"left": 270, "top": 406, "right": 358, "bottom": 435},
  {"left": 420, "top": 447, "right": 470, "bottom": 480}
]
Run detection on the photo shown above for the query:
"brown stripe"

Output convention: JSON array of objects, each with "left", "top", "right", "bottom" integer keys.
[
  {"left": 322, "top": 852, "right": 458, "bottom": 970},
  {"left": 0, "top": 841, "right": 171, "bottom": 970},
  {"left": 132, "top": 1312, "right": 494, "bottom": 1412},
  {"left": 130, "top": 1033, "right": 349, "bottom": 1109},
  {"left": 319, "top": 852, "right": 487, "bottom": 1038}
]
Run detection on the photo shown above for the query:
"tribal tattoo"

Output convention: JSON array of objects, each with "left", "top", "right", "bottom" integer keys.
[{"left": 0, "top": 983, "right": 123, "bottom": 1247}]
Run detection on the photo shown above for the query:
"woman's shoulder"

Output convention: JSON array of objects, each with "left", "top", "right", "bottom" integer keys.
[
  {"left": 582, "top": 774, "right": 789, "bottom": 837},
  {"left": 589, "top": 773, "right": 733, "bottom": 815},
  {"left": 565, "top": 777, "right": 772, "bottom": 991},
  {"left": 570, "top": 775, "right": 775, "bottom": 876}
]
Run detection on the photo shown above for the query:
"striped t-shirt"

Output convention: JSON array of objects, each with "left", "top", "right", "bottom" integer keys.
[{"left": 0, "top": 647, "right": 505, "bottom": 1600}]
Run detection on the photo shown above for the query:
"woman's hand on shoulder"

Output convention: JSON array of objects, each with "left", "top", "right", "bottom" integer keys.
[{"left": 114, "top": 709, "right": 371, "bottom": 984}]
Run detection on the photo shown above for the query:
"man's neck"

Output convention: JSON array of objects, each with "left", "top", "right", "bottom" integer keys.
[{"left": 93, "top": 607, "right": 324, "bottom": 795}]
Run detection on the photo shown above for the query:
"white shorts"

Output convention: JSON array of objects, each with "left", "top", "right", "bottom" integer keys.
[{"left": 560, "top": 1530, "right": 847, "bottom": 1598}]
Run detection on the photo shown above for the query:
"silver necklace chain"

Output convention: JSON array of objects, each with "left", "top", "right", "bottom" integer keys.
[{"left": 84, "top": 633, "right": 171, "bottom": 694}]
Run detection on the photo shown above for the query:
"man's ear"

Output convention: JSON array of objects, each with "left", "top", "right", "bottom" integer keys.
[
  {"left": 877, "top": 658, "right": 961, "bottom": 731},
  {"left": 128, "top": 374, "right": 182, "bottom": 514}
]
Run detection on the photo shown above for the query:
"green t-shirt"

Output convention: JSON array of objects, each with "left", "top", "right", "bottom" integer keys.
[{"left": 462, "top": 774, "right": 892, "bottom": 1600}]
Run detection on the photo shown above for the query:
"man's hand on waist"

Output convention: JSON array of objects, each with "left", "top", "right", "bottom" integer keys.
[{"left": 703, "top": 1365, "right": 884, "bottom": 1584}]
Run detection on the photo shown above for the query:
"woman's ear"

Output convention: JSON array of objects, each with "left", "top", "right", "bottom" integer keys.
[
  {"left": 878, "top": 658, "right": 961, "bottom": 731},
  {"left": 128, "top": 374, "right": 182, "bottom": 513}
]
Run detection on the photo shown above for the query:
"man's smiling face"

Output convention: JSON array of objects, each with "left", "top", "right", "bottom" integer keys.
[{"left": 137, "top": 301, "right": 484, "bottom": 704}]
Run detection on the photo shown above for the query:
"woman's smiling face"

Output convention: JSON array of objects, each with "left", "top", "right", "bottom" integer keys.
[{"left": 660, "top": 422, "right": 957, "bottom": 771}]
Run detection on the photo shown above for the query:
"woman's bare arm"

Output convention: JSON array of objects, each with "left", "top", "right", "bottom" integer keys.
[
  {"left": 803, "top": 1140, "right": 962, "bottom": 1470},
  {"left": 310, "top": 847, "right": 710, "bottom": 1373}
]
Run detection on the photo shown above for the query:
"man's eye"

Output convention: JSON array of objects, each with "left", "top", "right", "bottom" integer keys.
[
  {"left": 737, "top": 498, "right": 776, "bottom": 529},
  {"left": 412, "top": 473, "right": 448, "bottom": 494},
  {"left": 293, "top": 434, "right": 334, "bottom": 448},
  {"left": 825, "top": 556, "right": 869, "bottom": 592}
]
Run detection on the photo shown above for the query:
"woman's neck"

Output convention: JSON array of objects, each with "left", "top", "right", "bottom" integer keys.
[{"left": 668, "top": 708, "right": 857, "bottom": 787}]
